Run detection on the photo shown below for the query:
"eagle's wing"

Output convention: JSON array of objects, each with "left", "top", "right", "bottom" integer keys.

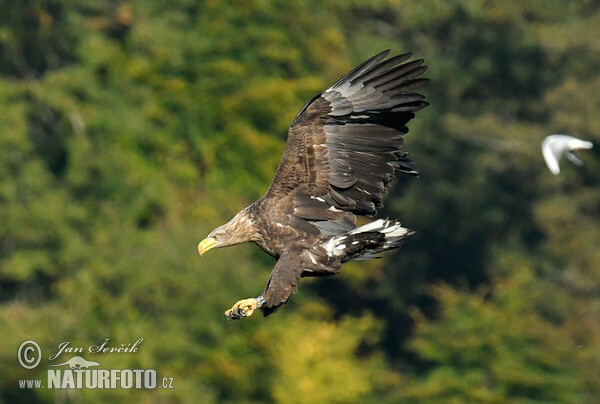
[{"left": 264, "top": 50, "right": 428, "bottom": 233}]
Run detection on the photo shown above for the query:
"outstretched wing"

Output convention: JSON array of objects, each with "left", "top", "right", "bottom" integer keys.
[{"left": 264, "top": 50, "right": 428, "bottom": 233}]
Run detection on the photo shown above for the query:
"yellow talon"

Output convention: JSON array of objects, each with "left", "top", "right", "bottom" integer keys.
[{"left": 225, "top": 298, "right": 258, "bottom": 320}]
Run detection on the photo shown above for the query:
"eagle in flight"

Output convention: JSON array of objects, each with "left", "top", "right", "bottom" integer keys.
[{"left": 198, "top": 50, "right": 429, "bottom": 319}]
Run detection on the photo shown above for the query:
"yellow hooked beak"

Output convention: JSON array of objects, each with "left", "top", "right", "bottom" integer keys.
[{"left": 198, "top": 237, "right": 219, "bottom": 255}]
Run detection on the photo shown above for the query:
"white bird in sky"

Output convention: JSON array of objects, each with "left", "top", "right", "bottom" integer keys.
[{"left": 542, "top": 134, "right": 594, "bottom": 175}]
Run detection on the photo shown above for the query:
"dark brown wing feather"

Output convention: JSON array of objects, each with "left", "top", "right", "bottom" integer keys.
[{"left": 264, "top": 50, "right": 428, "bottom": 229}]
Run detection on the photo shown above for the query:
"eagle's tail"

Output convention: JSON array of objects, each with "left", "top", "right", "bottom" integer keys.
[{"left": 325, "top": 218, "right": 412, "bottom": 262}]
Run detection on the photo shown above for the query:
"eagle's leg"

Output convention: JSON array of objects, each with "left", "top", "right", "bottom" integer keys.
[{"left": 224, "top": 295, "right": 265, "bottom": 320}]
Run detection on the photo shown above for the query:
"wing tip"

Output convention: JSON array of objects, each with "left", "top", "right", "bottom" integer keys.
[{"left": 379, "top": 49, "right": 392, "bottom": 58}]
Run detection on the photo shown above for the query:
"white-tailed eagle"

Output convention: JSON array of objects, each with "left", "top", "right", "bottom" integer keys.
[{"left": 198, "top": 50, "right": 429, "bottom": 319}]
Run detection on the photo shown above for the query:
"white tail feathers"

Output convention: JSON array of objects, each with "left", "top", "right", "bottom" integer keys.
[
  {"left": 349, "top": 218, "right": 388, "bottom": 234},
  {"left": 324, "top": 218, "right": 412, "bottom": 259},
  {"left": 351, "top": 218, "right": 411, "bottom": 238}
]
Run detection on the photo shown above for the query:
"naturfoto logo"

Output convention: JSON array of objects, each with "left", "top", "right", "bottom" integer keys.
[{"left": 17, "top": 339, "right": 174, "bottom": 390}]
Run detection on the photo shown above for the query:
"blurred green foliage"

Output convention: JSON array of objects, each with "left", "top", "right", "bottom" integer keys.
[{"left": 1, "top": 0, "right": 599, "bottom": 402}]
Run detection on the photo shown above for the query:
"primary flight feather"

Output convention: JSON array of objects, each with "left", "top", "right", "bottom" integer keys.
[{"left": 198, "top": 50, "right": 429, "bottom": 319}]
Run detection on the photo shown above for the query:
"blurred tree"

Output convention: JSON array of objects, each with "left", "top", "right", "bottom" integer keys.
[
  {"left": 402, "top": 256, "right": 588, "bottom": 402},
  {"left": 0, "top": 0, "right": 78, "bottom": 78}
]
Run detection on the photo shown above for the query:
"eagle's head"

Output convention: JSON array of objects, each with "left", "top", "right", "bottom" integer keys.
[{"left": 197, "top": 208, "right": 256, "bottom": 255}]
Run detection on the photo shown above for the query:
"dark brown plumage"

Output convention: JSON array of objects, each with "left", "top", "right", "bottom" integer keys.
[{"left": 198, "top": 50, "right": 429, "bottom": 319}]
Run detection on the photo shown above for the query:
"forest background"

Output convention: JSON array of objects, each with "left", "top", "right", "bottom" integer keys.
[{"left": 1, "top": 0, "right": 600, "bottom": 402}]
